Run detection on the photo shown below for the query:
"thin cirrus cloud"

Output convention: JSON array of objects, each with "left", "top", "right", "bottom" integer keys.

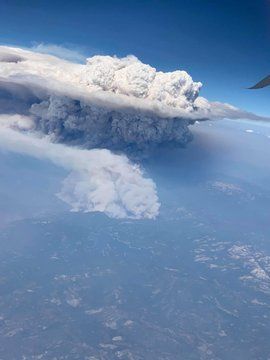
[
  {"left": 30, "top": 43, "right": 88, "bottom": 63},
  {"left": 0, "top": 45, "right": 268, "bottom": 219}
]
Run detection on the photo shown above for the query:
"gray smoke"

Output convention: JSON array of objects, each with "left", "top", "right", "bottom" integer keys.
[
  {"left": 0, "top": 45, "right": 268, "bottom": 219},
  {"left": 30, "top": 95, "right": 193, "bottom": 155},
  {"left": 1, "top": 46, "right": 267, "bottom": 157},
  {"left": 0, "top": 115, "right": 160, "bottom": 219}
]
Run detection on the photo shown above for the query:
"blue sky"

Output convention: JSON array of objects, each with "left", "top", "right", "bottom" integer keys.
[{"left": 0, "top": 0, "right": 270, "bottom": 116}]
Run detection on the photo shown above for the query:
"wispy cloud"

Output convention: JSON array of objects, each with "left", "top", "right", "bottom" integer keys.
[{"left": 31, "top": 43, "right": 87, "bottom": 63}]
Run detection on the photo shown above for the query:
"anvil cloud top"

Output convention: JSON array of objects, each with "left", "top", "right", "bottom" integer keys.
[{"left": 0, "top": 46, "right": 266, "bottom": 153}]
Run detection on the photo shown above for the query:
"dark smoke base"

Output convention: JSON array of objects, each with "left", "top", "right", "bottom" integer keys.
[{"left": 30, "top": 95, "right": 194, "bottom": 156}]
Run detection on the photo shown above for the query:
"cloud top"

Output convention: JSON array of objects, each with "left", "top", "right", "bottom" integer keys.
[{"left": 83, "top": 54, "right": 202, "bottom": 111}]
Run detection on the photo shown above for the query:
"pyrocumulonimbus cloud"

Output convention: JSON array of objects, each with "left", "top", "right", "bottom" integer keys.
[{"left": 0, "top": 45, "right": 267, "bottom": 219}]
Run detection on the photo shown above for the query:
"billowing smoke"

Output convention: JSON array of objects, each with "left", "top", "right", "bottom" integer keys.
[
  {"left": 82, "top": 55, "right": 201, "bottom": 110},
  {"left": 0, "top": 46, "right": 266, "bottom": 155},
  {"left": 0, "top": 115, "right": 160, "bottom": 219},
  {"left": 30, "top": 96, "right": 193, "bottom": 154},
  {"left": 0, "top": 47, "right": 202, "bottom": 154},
  {"left": 0, "top": 45, "right": 267, "bottom": 219}
]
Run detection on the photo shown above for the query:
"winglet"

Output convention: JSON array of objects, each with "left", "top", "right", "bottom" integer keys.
[{"left": 248, "top": 75, "right": 270, "bottom": 90}]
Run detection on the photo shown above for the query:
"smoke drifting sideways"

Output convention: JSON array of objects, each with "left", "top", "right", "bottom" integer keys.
[
  {"left": 0, "top": 115, "right": 160, "bottom": 219},
  {"left": 0, "top": 45, "right": 267, "bottom": 219}
]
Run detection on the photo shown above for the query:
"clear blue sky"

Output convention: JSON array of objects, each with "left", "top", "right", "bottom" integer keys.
[{"left": 0, "top": 0, "right": 270, "bottom": 116}]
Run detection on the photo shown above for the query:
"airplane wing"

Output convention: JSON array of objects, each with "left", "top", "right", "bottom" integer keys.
[{"left": 249, "top": 75, "right": 270, "bottom": 89}]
